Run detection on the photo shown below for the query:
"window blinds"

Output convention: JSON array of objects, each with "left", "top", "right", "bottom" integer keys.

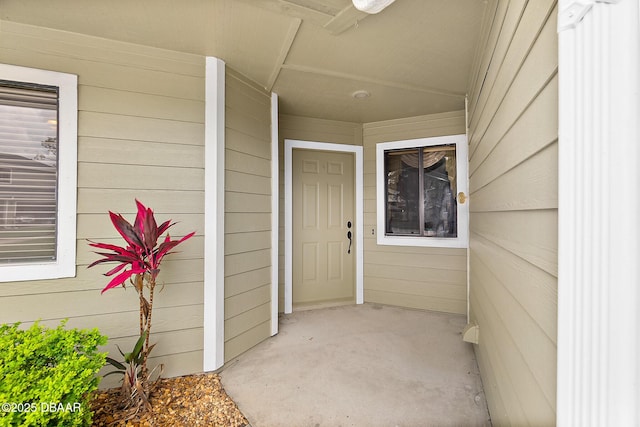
[{"left": 0, "top": 80, "right": 59, "bottom": 264}]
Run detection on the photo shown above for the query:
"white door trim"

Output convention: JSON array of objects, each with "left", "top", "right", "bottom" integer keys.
[{"left": 284, "top": 140, "right": 364, "bottom": 314}]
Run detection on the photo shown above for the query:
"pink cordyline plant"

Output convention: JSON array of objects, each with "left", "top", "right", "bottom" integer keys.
[{"left": 88, "top": 200, "right": 194, "bottom": 411}]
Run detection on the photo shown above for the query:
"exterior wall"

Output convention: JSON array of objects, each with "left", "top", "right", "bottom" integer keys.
[
  {"left": 362, "top": 111, "right": 467, "bottom": 314},
  {"left": 466, "top": 0, "right": 558, "bottom": 424},
  {"left": 0, "top": 21, "right": 206, "bottom": 385},
  {"left": 278, "top": 114, "right": 362, "bottom": 311},
  {"left": 223, "top": 69, "right": 273, "bottom": 361}
]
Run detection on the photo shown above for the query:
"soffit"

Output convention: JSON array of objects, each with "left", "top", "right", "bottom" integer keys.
[
  {"left": 0, "top": 0, "right": 487, "bottom": 123},
  {"left": 275, "top": 67, "right": 462, "bottom": 123}
]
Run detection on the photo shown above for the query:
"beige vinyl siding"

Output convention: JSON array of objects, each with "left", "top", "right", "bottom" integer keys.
[
  {"left": 223, "top": 69, "right": 273, "bottom": 361},
  {"left": 362, "top": 111, "right": 467, "bottom": 314},
  {"left": 466, "top": 0, "right": 558, "bottom": 424},
  {"left": 277, "top": 115, "right": 362, "bottom": 311},
  {"left": 0, "top": 21, "right": 205, "bottom": 386}
]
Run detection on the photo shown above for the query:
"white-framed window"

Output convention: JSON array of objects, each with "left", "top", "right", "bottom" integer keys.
[
  {"left": 0, "top": 64, "right": 78, "bottom": 282},
  {"left": 376, "top": 134, "right": 468, "bottom": 248}
]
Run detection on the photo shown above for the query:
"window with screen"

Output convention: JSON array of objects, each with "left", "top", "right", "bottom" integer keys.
[{"left": 0, "top": 64, "right": 77, "bottom": 282}]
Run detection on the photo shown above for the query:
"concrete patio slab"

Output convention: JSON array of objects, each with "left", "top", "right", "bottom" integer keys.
[{"left": 220, "top": 304, "right": 491, "bottom": 427}]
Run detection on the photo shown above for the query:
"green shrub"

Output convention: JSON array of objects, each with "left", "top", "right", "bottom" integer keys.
[{"left": 0, "top": 320, "right": 107, "bottom": 427}]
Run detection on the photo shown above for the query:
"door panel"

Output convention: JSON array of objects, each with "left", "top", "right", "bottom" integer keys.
[
  {"left": 327, "top": 184, "right": 343, "bottom": 229},
  {"left": 327, "top": 241, "right": 344, "bottom": 281},
  {"left": 302, "top": 183, "right": 319, "bottom": 229},
  {"left": 293, "top": 149, "right": 354, "bottom": 305},
  {"left": 302, "top": 242, "right": 319, "bottom": 281}
]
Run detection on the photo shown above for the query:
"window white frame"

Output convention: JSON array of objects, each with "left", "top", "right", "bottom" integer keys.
[
  {"left": 376, "top": 134, "right": 468, "bottom": 248},
  {"left": 0, "top": 64, "right": 78, "bottom": 282}
]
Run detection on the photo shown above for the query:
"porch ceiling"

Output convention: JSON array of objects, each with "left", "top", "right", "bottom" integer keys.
[{"left": 0, "top": 0, "right": 487, "bottom": 123}]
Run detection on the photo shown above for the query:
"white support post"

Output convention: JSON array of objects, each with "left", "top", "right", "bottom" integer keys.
[
  {"left": 557, "top": 1, "right": 640, "bottom": 425},
  {"left": 204, "top": 57, "right": 225, "bottom": 371}
]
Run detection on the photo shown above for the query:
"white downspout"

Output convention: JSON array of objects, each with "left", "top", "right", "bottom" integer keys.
[{"left": 465, "top": 95, "right": 471, "bottom": 326}]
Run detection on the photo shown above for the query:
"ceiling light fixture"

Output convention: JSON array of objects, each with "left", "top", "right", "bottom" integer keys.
[
  {"left": 352, "top": 0, "right": 396, "bottom": 14},
  {"left": 352, "top": 90, "right": 371, "bottom": 99}
]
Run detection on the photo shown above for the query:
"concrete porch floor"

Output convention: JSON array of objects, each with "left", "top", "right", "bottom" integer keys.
[{"left": 220, "top": 303, "right": 491, "bottom": 427}]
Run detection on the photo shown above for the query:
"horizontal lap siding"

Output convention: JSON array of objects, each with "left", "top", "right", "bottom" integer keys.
[
  {"left": 0, "top": 21, "right": 206, "bottom": 387},
  {"left": 223, "top": 70, "right": 272, "bottom": 362},
  {"left": 466, "top": 1, "right": 558, "bottom": 424},
  {"left": 277, "top": 115, "right": 363, "bottom": 311},
  {"left": 362, "top": 111, "right": 467, "bottom": 314}
]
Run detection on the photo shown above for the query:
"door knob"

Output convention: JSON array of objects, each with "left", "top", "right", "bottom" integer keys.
[
  {"left": 458, "top": 192, "right": 467, "bottom": 204},
  {"left": 347, "top": 230, "right": 352, "bottom": 254}
]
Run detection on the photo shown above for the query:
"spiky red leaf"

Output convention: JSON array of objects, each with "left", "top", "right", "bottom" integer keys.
[
  {"left": 154, "top": 232, "right": 195, "bottom": 264},
  {"left": 87, "top": 256, "right": 129, "bottom": 269},
  {"left": 110, "top": 211, "right": 144, "bottom": 249},
  {"left": 134, "top": 199, "right": 147, "bottom": 231},
  {"left": 104, "top": 263, "right": 128, "bottom": 276},
  {"left": 156, "top": 219, "right": 174, "bottom": 236},
  {"left": 142, "top": 207, "right": 159, "bottom": 250},
  {"left": 101, "top": 267, "right": 145, "bottom": 294},
  {"left": 87, "top": 240, "right": 128, "bottom": 253}
]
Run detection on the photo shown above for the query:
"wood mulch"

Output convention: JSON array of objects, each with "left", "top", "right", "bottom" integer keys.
[{"left": 91, "top": 372, "right": 249, "bottom": 426}]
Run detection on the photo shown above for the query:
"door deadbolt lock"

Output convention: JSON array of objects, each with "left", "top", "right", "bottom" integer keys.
[{"left": 458, "top": 192, "right": 467, "bottom": 204}]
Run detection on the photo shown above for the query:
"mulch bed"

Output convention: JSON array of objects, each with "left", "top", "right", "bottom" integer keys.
[{"left": 91, "top": 372, "right": 249, "bottom": 426}]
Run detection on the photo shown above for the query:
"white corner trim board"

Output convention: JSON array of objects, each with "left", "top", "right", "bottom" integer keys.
[
  {"left": 270, "top": 93, "right": 279, "bottom": 336},
  {"left": 203, "top": 57, "right": 225, "bottom": 371},
  {"left": 284, "top": 140, "right": 364, "bottom": 314}
]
